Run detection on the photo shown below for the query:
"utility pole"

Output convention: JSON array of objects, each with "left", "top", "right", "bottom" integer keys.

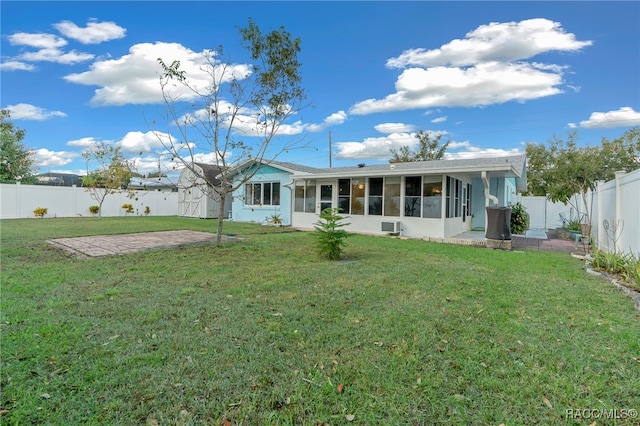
[{"left": 328, "top": 131, "right": 332, "bottom": 168}]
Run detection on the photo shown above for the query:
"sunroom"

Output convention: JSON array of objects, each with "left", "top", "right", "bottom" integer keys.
[{"left": 289, "top": 155, "right": 527, "bottom": 239}]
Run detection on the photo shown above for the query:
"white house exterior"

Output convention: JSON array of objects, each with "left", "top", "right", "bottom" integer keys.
[
  {"left": 178, "top": 163, "right": 230, "bottom": 219},
  {"left": 230, "top": 155, "right": 527, "bottom": 239}
]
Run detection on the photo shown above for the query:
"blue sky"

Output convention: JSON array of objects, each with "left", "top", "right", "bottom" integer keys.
[{"left": 2, "top": 1, "right": 639, "bottom": 176}]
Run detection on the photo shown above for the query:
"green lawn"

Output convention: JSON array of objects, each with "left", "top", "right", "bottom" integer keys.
[{"left": 1, "top": 217, "right": 638, "bottom": 425}]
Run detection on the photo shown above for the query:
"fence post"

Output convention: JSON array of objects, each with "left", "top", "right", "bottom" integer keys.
[
  {"left": 16, "top": 182, "right": 21, "bottom": 218},
  {"left": 614, "top": 171, "right": 625, "bottom": 253}
]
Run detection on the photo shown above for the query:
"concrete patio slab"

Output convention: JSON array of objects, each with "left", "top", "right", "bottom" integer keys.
[{"left": 47, "top": 230, "right": 234, "bottom": 258}]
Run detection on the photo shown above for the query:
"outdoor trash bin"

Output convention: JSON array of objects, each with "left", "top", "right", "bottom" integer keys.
[{"left": 486, "top": 206, "right": 512, "bottom": 240}]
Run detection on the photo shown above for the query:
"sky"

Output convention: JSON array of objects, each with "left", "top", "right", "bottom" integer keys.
[{"left": 2, "top": 1, "right": 639, "bottom": 177}]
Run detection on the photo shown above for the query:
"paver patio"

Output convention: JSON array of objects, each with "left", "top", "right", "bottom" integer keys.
[
  {"left": 47, "top": 230, "right": 236, "bottom": 258},
  {"left": 47, "top": 228, "right": 580, "bottom": 258}
]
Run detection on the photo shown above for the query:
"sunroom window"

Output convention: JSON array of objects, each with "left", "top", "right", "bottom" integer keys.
[
  {"left": 294, "top": 181, "right": 316, "bottom": 212},
  {"left": 404, "top": 176, "right": 421, "bottom": 217}
]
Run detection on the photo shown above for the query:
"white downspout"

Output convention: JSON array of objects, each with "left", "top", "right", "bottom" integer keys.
[
  {"left": 482, "top": 171, "right": 499, "bottom": 232},
  {"left": 482, "top": 171, "right": 499, "bottom": 206}
]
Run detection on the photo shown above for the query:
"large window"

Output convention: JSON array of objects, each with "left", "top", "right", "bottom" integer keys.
[
  {"left": 384, "top": 177, "right": 401, "bottom": 217},
  {"left": 351, "top": 180, "right": 365, "bottom": 215},
  {"left": 422, "top": 177, "right": 442, "bottom": 218},
  {"left": 337, "top": 179, "right": 366, "bottom": 215},
  {"left": 338, "top": 179, "right": 350, "bottom": 214},
  {"left": 245, "top": 182, "right": 281, "bottom": 206},
  {"left": 368, "top": 178, "right": 383, "bottom": 215},
  {"left": 445, "top": 176, "right": 463, "bottom": 218},
  {"left": 294, "top": 181, "right": 316, "bottom": 212},
  {"left": 404, "top": 176, "right": 422, "bottom": 217}
]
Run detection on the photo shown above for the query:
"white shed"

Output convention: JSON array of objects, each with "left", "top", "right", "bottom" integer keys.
[{"left": 178, "top": 163, "right": 229, "bottom": 219}]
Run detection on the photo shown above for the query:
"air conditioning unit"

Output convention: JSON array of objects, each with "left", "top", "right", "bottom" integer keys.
[{"left": 381, "top": 221, "right": 401, "bottom": 233}]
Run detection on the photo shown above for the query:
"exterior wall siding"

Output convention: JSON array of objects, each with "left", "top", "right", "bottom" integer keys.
[{"left": 230, "top": 169, "right": 294, "bottom": 225}]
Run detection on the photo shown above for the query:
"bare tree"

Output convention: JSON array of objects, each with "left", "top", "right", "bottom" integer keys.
[
  {"left": 82, "top": 141, "right": 133, "bottom": 218},
  {"left": 155, "top": 19, "right": 307, "bottom": 244}
]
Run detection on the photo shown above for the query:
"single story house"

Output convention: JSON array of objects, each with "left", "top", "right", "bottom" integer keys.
[
  {"left": 229, "top": 154, "right": 527, "bottom": 239},
  {"left": 178, "top": 163, "right": 230, "bottom": 219},
  {"left": 128, "top": 176, "right": 178, "bottom": 192},
  {"left": 34, "top": 172, "right": 83, "bottom": 187}
]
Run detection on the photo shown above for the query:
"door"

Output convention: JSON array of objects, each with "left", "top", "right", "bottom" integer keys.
[{"left": 319, "top": 184, "right": 333, "bottom": 212}]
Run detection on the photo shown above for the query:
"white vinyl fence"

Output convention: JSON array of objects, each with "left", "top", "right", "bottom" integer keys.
[
  {"left": 521, "top": 169, "right": 640, "bottom": 256},
  {"left": 1, "top": 183, "right": 178, "bottom": 219}
]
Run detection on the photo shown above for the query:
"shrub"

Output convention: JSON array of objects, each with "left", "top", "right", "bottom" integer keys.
[
  {"left": 266, "top": 213, "right": 282, "bottom": 225},
  {"left": 510, "top": 202, "right": 529, "bottom": 235},
  {"left": 314, "top": 208, "right": 350, "bottom": 260},
  {"left": 563, "top": 218, "right": 582, "bottom": 232},
  {"left": 121, "top": 203, "right": 134, "bottom": 214},
  {"left": 89, "top": 205, "right": 100, "bottom": 215},
  {"left": 590, "top": 249, "right": 640, "bottom": 291},
  {"left": 144, "top": 206, "right": 151, "bottom": 215},
  {"left": 33, "top": 207, "right": 48, "bottom": 218}
]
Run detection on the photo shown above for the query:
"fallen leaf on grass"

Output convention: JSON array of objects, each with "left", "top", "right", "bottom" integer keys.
[
  {"left": 146, "top": 417, "right": 159, "bottom": 426},
  {"left": 222, "top": 419, "right": 232, "bottom": 426},
  {"left": 41, "top": 393, "right": 51, "bottom": 399},
  {"left": 345, "top": 414, "right": 355, "bottom": 421},
  {"left": 542, "top": 397, "right": 553, "bottom": 409},
  {"left": 337, "top": 383, "right": 344, "bottom": 394},
  {"left": 373, "top": 341, "right": 383, "bottom": 347}
]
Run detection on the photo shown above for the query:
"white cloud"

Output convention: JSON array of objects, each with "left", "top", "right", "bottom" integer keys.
[
  {"left": 0, "top": 61, "right": 36, "bottom": 71},
  {"left": 64, "top": 42, "right": 251, "bottom": 106},
  {"left": 8, "top": 32, "right": 67, "bottom": 49},
  {"left": 66, "top": 137, "right": 106, "bottom": 148},
  {"left": 18, "top": 48, "right": 95, "bottom": 64},
  {"left": 351, "top": 61, "right": 563, "bottom": 114},
  {"left": 386, "top": 18, "right": 592, "bottom": 68},
  {"left": 352, "top": 18, "right": 591, "bottom": 115},
  {"left": 445, "top": 147, "right": 522, "bottom": 159},
  {"left": 307, "top": 110, "right": 348, "bottom": 133},
  {"left": 32, "top": 148, "right": 80, "bottom": 168},
  {"left": 448, "top": 140, "right": 471, "bottom": 150},
  {"left": 374, "top": 122, "right": 416, "bottom": 134},
  {"left": 431, "top": 116, "right": 447, "bottom": 124},
  {"left": 6, "top": 103, "right": 66, "bottom": 120},
  {"left": 334, "top": 128, "right": 448, "bottom": 160},
  {"left": 576, "top": 107, "right": 640, "bottom": 128},
  {"left": 331, "top": 126, "right": 523, "bottom": 161},
  {"left": 117, "top": 131, "right": 169, "bottom": 153},
  {"left": 6, "top": 31, "right": 94, "bottom": 65},
  {"left": 334, "top": 133, "right": 415, "bottom": 159},
  {"left": 53, "top": 20, "right": 126, "bottom": 44}
]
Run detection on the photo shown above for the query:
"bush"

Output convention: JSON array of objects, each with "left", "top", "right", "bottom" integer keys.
[
  {"left": 562, "top": 218, "right": 582, "bottom": 232},
  {"left": 121, "top": 203, "right": 134, "bottom": 214},
  {"left": 33, "top": 207, "right": 48, "bottom": 218},
  {"left": 314, "top": 208, "right": 350, "bottom": 260},
  {"left": 510, "top": 202, "right": 529, "bottom": 235},
  {"left": 590, "top": 249, "right": 640, "bottom": 291},
  {"left": 144, "top": 206, "right": 151, "bottom": 215},
  {"left": 89, "top": 205, "right": 100, "bottom": 215}
]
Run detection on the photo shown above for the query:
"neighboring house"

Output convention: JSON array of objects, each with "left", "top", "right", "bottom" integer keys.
[
  {"left": 128, "top": 177, "right": 178, "bottom": 192},
  {"left": 229, "top": 154, "right": 527, "bottom": 239},
  {"left": 34, "top": 172, "right": 83, "bottom": 187},
  {"left": 178, "top": 163, "right": 230, "bottom": 219}
]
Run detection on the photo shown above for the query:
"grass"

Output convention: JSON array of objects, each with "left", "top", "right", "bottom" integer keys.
[{"left": 1, "top": 217, "right": 639, "bottom": 425}]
